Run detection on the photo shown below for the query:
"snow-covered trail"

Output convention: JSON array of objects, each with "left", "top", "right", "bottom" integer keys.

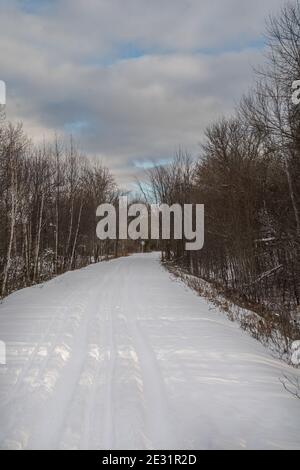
[{"left": 0, "top": 253, "right": 299, "bottom": 450}]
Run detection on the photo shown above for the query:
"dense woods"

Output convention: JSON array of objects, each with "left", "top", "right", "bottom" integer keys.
[
  {"left": 141, "top": 2, "right": 300, "bottom": 347},
  {"left": 0, "top": 125, "right": 119, "bottom": 297}
]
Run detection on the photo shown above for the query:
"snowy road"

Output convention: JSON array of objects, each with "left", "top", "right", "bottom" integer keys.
[{"left": 0, "top": 253, "right": 300, "bottom": 450}]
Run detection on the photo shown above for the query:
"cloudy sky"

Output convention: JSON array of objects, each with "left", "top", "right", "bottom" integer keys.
[{"left": 0, "top": 0, "right": 285, "bottom": 186}]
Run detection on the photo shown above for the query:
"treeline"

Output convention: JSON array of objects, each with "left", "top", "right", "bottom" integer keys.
[
  {"left": 0, "top": 123, "right": 120, "bottom": 297},
  {"left": 144, "top": 2, "right": 300, "bottom": 344}
]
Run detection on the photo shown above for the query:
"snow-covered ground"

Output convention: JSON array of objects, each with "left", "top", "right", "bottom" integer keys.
[{"left": 0, "top": 252, "right": 299, "bottom": 450}]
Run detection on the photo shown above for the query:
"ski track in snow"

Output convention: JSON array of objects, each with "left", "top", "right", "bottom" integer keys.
[{"left": 0, "top": 253, "right": 299, "bottom": 450}]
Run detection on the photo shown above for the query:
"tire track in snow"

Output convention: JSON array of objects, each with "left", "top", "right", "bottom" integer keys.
[
  {"left": 120, "top": 257, "right": 177, "bottom": 449},
  {"left": 55, "top": 261, "right": 122, "bottom": 449},
  {"left": 1, "top": 288, "right": 76, "bottom": 407}
]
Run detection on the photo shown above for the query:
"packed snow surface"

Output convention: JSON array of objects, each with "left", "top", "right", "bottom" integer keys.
[{"left": 0, "top": 253, "right": 299, "bottom": 450}]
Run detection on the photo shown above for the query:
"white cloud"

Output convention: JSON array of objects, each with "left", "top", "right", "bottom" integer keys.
[{"left": 0, "top": 0, "right": 285, "bottom": 185}]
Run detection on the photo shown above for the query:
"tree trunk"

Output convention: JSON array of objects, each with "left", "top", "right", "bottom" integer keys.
[
  {"left": 2, "top": 169, "right": 16, "bottom": 297},
  {"left": 69, "top": 200, "right": 83, "bottom": 270},
  {"left": 64, "top": 197, "right": 74, "bottom": 268},
  {"left": 33, "top": 194, "right": 45, "bottom": 282}
]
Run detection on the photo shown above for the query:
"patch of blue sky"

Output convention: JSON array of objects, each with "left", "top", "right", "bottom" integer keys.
[
  {"left": 64, "top": 120, "right": 89, "bottom": 135},
  {"left": 17, "top": 0, "right": 55, "bottom": 15},
  {"left": 85, "top": 43, "right": 151, "bottom": 68},
  {"left": 116, "top": 37, "right": 266, "bottom": 60},
  {"left": 87, "top": 36, "right": 266, "bottom": 69},
  {"left": 118, "top": 43, "right": 149, "bottom": 61},
  {"left": 133, "top": 158, "right": 171, "bottom": 170}
]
